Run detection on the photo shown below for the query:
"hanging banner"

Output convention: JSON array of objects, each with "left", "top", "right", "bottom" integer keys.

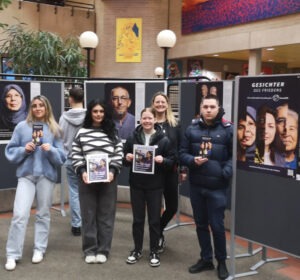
[
  {"left": 236, "top": 75, "right": 300, "bottom": 179},
  {"left": 116, "top": 18, "right": 142, "bottom": 63},
  {"left": 182, "top": 0, "right": 300, "bottom": 34}
]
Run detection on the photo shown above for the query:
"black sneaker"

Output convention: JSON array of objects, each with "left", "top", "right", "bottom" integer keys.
[
  {"left": 157, "top": 235, "right": 166, "bottom": 253},
  {"left": 217, "top": 260, "right": 229, "bottom": 280},
  {"left": 71, "top": 227, "right": 81, "bottom": 236},
  {"left": 126, "top": 250, "right": 142, "bottom": 264},
  {"left": 188, "top": 259, "right": 214, "bottom": 274},
  {"left": 149, "top": 251, "right": 160, "bottom": 267}
]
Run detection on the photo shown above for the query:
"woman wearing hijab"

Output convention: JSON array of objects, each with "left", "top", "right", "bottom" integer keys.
[{"left": 0, "top": 84, "right": 28, "bottom": 130}]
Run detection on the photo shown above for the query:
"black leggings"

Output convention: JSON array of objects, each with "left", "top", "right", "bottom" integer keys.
[{"left": 160, "top": 171, "right": 178, "bottom": 233}]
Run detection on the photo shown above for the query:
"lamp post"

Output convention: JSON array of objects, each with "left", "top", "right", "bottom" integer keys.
[
  {"left": 79, "top": 31, "right": 99, "bottom": 78},
  {"left": 156, "top": 30, "right": 176, "bottom": 79},
  {"left": 154, "top": 66, "right": 164, "bottom": 78}
]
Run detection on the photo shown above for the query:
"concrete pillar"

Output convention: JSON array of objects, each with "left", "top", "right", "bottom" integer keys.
[{"left": 248, "top": 48, "right": 262, "bottom": 75}]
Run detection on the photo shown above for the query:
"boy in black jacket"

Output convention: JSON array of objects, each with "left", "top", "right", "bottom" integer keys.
[{"left": 123, "top": 107, "right": 175, "bottom": 267}]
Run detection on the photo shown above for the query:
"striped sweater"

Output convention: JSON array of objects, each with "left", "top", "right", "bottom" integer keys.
[{"left": 72, "top": 127, "right": 123, "bottom": 176}]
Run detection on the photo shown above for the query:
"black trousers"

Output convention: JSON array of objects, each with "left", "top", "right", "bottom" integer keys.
[
  {"left": 79, "top": 180, "right": 117, "bottom": 257},
  {"left": 130, "top": 187, "right": 163, "bottom": 252},
  {"left": 160, "top": 171, "right": 178, "bottom": 233}
]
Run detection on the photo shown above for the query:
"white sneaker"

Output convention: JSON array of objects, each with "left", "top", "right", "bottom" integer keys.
[
  {"left": 32, "top": 250, "right": 43, "bottom": 264},
  {"left": 85, "top": 255, "right": 96, "bottom": 264},
  {"left": 5, "top": 258, "right": 16, "bottom": 271},
  {"left": 96, "top": 254, "right": 107, "bottom": 264}
]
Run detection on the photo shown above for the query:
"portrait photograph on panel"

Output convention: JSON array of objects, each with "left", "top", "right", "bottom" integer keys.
[
  {"left": 194, "top": 81, "right": 224, "bottom": 117},
  {"left": 236, "top": 75, "right": 300, "bottom": 179},
  {"left": 104, "top": 82, "right": 136, "bottom": 140},
  {"left": 0, "top": 81, "right": 31, "bottom": 140}
]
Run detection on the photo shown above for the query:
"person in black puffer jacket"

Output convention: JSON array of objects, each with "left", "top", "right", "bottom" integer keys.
[
  {"left": 123, "top": 107, "right": 175, "bottom": 268},
  {"left": 180, "top": 94, "right": 232, "bottom": 280}
]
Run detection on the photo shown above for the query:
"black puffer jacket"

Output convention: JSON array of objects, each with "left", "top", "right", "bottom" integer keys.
[
  {"left": 123, "top": 124, "right": 176, "bottom": 190},
  {"left": 179, "top": 111, "right": 233, "bottom": 190}
]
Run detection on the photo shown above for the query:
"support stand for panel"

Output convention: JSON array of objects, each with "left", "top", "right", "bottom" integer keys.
[
  {"left": 227, "top": 236, "right": 259, "bottom": 279},
  {"left": 226, "top": 270, "right": 258, "bottom": 280},
  {"left": 228, "top": 241, "right": 262, "bottom": 259},
  {"left": 227, "top": 241, "right": 262, "bottom": 279},
  {"left": 51, "top": 167, "right": 66, "bottom": 217},
  {"left": 228, "top": 101, "right": 259, "bottom": 280},
  {"left": 250, "top": 246, "right": 288, "bottom": 271},
  {"left": 164, "top": 182, "right": 194, "bottom": 231}
]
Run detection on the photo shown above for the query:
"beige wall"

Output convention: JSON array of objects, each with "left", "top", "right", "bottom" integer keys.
[
  {"left": 95, "top": 0, "right": 169, "bottom": 78},
  {"left": 0, "top": 0, "right": 95, "bottom": 76},
  {"left": 0, "top": 1, "right": 95, "bottom": 43},
  {"left": 0, "top": 0, "right": 170, "bottom": 78}
]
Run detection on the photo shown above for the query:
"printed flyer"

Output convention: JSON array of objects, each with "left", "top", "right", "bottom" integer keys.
[
  {"left": 133, "top": 144, "right": 156, "bottom": 174},
  {"left": 86, "top": 153, "right": 109, "bottom": 183},
  {"left": 32, "top": 124, "right": 43, "bottom": 146}
]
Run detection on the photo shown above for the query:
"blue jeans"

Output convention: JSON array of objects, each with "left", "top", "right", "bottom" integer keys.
[
  {"left": 66, "top": 159, "right": 81, "bottom": 228},
  {"left": 6, "top": 175, "right": 54, "bottom": 259},
  {"left": 189, "top": 185, "right": 227, "bottom": 261}
]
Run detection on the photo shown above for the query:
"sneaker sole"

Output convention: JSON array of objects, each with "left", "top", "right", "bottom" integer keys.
[
  {"left": 32, "top": 258, "right": 43, "bottom": 264},
  {"left": 126, "top": 253, "right": 142, "bottom": 264},
  {"left": 5, "top": 264, "right": 16, "bottom": 271},
  {"left": 126, "top": 259, "right": 137, "bottom": 264},
  {"left": 126, "top": 256, "right": 142, "bottom": 264},
  {"left": 150, "top": 262, "right": 160, "bottom": 267},
  {"left": 85, "top": 257, "right": 96, "bottom": 264}
]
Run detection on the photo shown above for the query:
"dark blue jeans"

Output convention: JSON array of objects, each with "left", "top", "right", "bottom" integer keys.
[{"left": 190, "top": 185, "right": 227, "bottom": 261}]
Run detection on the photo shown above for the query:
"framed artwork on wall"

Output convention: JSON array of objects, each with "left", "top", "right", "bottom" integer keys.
[
  {"left": 167, "top": 60, "right": 182, "bottom": 78},
  {"left": 116, "top": 18, "right": 142, "bottom": 63}
]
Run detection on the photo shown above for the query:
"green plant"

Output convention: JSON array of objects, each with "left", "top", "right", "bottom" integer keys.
[
  {"left": 0, "top": 0, "right": 11, "bottom": 11},
  {"left": 0, "top": 23, "right": 87, "bottom": 77}
]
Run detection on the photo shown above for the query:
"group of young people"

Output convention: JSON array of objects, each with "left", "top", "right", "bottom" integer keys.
[{"left": 4, "top": 89, "right": 232, "bottom": 280}]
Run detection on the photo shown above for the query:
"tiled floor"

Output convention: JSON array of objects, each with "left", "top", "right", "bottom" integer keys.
[{"left": 0, "top": 203, "right": 299, "bottom": 280}]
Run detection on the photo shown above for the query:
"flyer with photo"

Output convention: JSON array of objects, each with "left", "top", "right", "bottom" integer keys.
[
  {"left": 199, "top": 136, "right": 212, "bottom": 158},
  {"left": 86, "top": 153, "right": 109, "bottom": 183},
  {"left": 32, "top": 124, "right": 43, "bottom": 146},
  {"left": 133, "top": 144, "right": 156, "bottom": 174},
  {"left": 236, "top": 75, "right": 300, "bottom": 179}
]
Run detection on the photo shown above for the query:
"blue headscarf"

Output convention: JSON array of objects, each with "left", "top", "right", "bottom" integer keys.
[{"left": 0, "top": 84, "right": 28, "bottom": 130}]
